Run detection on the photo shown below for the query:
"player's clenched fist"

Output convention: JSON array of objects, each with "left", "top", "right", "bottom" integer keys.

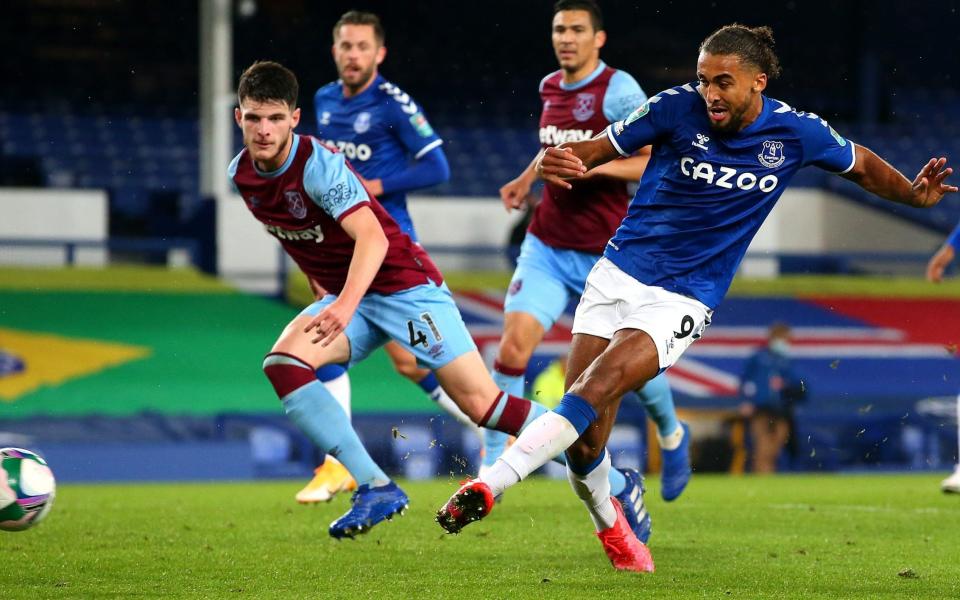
[{"left": 499, "top": 176, "right": 531, "bottom": 212}]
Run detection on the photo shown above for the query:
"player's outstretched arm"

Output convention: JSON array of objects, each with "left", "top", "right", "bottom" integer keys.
[
  {"left": 842, "top": 145, "right": 957, "bottom": 208},
  {"left": 928, "top": 223, "right": 960, "bottom": 283},
  {"left": 303, "top": 206, "right": 388, "bottom": 346},
  {"left": 927, "top": 244, "right": 956, "bottom": 283},
  {"left": 499, "top": 150, "right": 543, "bottom": 212},
  {"left": 535, "top": 135, "right": 621, "bottom": 190},
  {"left": 584, "top": 146, "right": 652, "bottom": 183}
]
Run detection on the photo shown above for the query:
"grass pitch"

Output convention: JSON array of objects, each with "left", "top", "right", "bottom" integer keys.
[{"left": 3, "top": 474, "right": 959, "bottom": 599}]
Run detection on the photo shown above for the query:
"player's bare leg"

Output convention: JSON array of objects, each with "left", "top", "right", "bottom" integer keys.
[
  {"left": 483, "top": 329, "right": 659, "bottom": 490},
  {"left": 556, "top": 330, "right": 658, "bottom": 572},
  {"left": 434, "top": 351, "right": 511, "bottom": 424},
  {"left": 385, "top": 340, "right": 479, "bottom": 433},
  {"left": 497, "top": 312, "right": 546, "bottom": 369},
  {"left": 267, "top": 315, "right": 408, "bottom": 538}
]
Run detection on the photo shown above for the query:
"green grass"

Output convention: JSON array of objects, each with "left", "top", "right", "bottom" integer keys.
[
  {"left": 0, "top": 266, "right": 233, "bottom": 293},
  {"left": 3, "top": 475, "right": 959, "bottom": 599}
]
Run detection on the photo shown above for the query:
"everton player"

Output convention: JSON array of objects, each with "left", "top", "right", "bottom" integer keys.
[
  {"left": 231, "top": 61, "right": 570, "bottom": 539},
  {"left": 439, "top": 24, "right": 956, "bottom": 572},
  {"left": 298, "top": 11, "right": 472, "bottom": 505},
  {"left": 926, "top": 222, "right": 960, "bottom": 493},
  {"left": 488, "top": 0, "right": 690, "bottom": 517}
]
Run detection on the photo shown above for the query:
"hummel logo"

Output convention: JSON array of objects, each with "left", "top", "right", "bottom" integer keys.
[{"left": 692, "top": 133, "right": 710, "bottom": 151}]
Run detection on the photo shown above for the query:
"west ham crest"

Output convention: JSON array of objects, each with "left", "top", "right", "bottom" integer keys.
[
  {"left": 572, "top": 93, "right": 596, "bottom": 122},
  {"left": 284, "top": 190, "right": 308, "bottom": 219},
  {"left": 758, "top": 140, "right": 785, "bottom": 168}
]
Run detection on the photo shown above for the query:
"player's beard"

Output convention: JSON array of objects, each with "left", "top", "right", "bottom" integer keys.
[
  {"left": 709, "top": 102, "right": 748, "bottom": 133},
  {"left": 341, "top": 63, "right": 376, "bottom": 95}
]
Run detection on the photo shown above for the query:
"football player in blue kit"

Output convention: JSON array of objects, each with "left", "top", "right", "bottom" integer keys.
[
  {"left": 926, "top": 222, "right": 960, "bottom": 493},
  {"left": 439, "top": 24, "right": 956, "bottom": 572},
  {"left": 488, "top": 0, "right": 690, "bottom": 511},
  {"left": 297, "top": 11, "right": 475, "bottom": 504}
]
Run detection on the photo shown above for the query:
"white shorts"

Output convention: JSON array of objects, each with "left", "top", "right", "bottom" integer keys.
[{"left": 571, "top": 257, "right": 713, "bottom": 370}]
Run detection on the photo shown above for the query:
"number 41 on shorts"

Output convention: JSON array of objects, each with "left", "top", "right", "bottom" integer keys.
[{"left": 407, "top": 312, "right": 442, "bottom": 348}]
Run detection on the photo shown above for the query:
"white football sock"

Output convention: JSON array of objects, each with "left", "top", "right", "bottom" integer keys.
[
  {"left": 567, "top": 450, "right": 617, "bottom": 531},
  {"left": 321, "top": 371, "right": 351, "bottom": 419},
  {"left": 478, "top": 459, "right": 521, "bottom": 496},
  {"left": 658, "top": 424, "right": 684, "bottom": 451},
  {"left": 431, "top": 386, "right": 482, "bottom": 437},
  {"left": 483, "top": 411, "right": 579, "bottom": 496}
]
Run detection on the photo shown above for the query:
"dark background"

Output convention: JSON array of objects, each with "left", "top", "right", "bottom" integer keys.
[{"left": 3, "top": 0, "right": 958, "bottom": 127}]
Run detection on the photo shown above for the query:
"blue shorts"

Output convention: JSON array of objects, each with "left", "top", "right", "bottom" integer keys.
[
  {"left": 504, "top": 232, "right": 600, "bottom": 330},
  {"left": 300, "top": 281, "right": 476, "bottom": 370}
]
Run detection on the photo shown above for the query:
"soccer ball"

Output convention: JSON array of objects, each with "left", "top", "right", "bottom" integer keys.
[{"left": 0, "top": 447, "right": 56, "bottom": 532}]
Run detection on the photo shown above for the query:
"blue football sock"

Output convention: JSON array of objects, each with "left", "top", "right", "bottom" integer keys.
[
  {"left": 315, "top": 363, "right": 347, "bottom": 383},
  {"left": 607, "top": 464, "right": 627, "bottom": 496},
  {"left": 637, "top": 373, "right": 679, "bottom": 437},
  {"left": 265, "top": 355, "right": 387, "bottom": 487},
  {"left": 417, "top": 372, "right": 440, "bottom": 395},
  {"left": 283, "top": 384, "right": 388, "bottom": 487}
]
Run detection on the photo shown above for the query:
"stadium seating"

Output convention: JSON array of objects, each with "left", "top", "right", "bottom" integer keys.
[{"left": 3, "top": 107, "right": 958, "bottom": 231}]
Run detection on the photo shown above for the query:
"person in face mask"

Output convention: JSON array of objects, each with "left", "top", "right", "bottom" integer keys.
[{"left": 738, "top": 322, "right": 806, "bottom": 473}]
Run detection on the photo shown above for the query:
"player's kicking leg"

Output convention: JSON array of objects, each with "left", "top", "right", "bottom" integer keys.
[
  {"left": 268, "top": 306, "right": 408, "bottom": 540},
  {"left": 484, "top": 247, "right": 647, "bottom": 519},
  {"left": 438, "top": 259, "right": 711, "bottom": 570},
  {"left": 437, "top": 329, "right": 658, "bottom": 570}
]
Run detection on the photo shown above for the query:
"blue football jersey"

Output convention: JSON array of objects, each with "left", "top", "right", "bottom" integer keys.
[
  {"left": 314, "top": 74, "right": 443, "bottom": 235},
  {"left": 605, "top": 83, "right": 856, "bottom": 309},
  {"left": 946, "top": 222, "right": 960, "bottom": 249}
]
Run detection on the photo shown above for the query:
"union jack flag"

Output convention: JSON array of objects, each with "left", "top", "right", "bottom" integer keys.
[{"left": 453, "top": 292, "right": 960, "bottom": 407}]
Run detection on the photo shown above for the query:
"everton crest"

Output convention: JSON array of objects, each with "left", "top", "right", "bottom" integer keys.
[
  {"left": 758, "top": 140, "right": 785, "bottom": 168},
  {"left": 572, "top": 93, "right": 596, "bottom": 122},
  {"left": 284, "top": 190, "right": 308, "bottom": 219},
  {"left": 353, "top": 111, "right": 372, "bottom": 134}
]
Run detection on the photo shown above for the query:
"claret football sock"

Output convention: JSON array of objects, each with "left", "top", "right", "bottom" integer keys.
[
  {"left": 483, "top": 361, "right": 528, "bottom": 467},
  {"left": 264, "top": 353, "right": 389, "bottom": 487},
  {"left": 478, "top": 391, "right": 550, "bottom": 436}
]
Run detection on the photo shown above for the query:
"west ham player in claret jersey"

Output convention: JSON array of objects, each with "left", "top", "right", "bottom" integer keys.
[
  {"left": 230, "top": 61, "right": 565, "bottom": 539},
  {"left": 487, "top": 0, "right": 689, "bottom": 536},
  {"left": 439, "top": 24, "right": 956, "bottom": 572},
  {"left": 294, "top": 10, "right": 470, "bottom": 507}
]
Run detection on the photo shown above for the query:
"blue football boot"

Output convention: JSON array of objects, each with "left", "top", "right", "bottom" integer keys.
[
  {"left": 660, "top": 421, "right": 692, "bottom": 502},
  {"left": 613, "top": 468, "right": 652, "bottom": 544},
  {"left": 328, "top": 482, "right": 409, "bottom": 539}
]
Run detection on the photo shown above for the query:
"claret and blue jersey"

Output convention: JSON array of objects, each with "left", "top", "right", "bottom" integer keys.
[
  {"left": 605, "top": 82, "right": 857, "bottom": 309},
  {"left": 314, "top": 74, "right": 444, "bottom": 239}
]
